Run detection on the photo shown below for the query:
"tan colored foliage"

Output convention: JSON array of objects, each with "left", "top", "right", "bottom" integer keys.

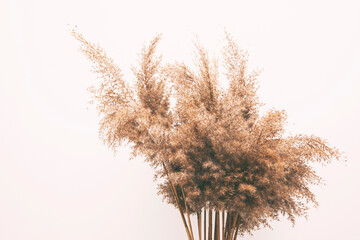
[{"left": 72, "top": 29, "right": 342, "bottom": 239}]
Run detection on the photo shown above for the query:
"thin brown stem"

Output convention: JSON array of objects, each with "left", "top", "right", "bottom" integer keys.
[
  {"left": 228, "top": 214, "right": 239, "bottom": 240},
  {"left": 204, "top": 208, "right": 207, "bottom": 240},
  {"left": 162, "top": 162, "right": 192, "bottom": 240},
  {"left": 208, "top": 209, "right": 213, "bottom": 240},
  {"left": 181, "top": 185, "right": 194, "bottom": 240},
  {"left": 197, "top": 211, "right": 202, "bottom": 240},
  {"left": 233, "top": 219, "right": 240, "bottom": 240},
  {"left": 214, "top": 211, "right": 220, "bottom": 240},
  {"left": 221, "top": 211, "right": 225, "bottom": 240},
  {"left": 224, "top": 212, "right": 231, "bottom": 240},
  {"left": 214, "top": 211, "right": 218, "bottom": 240}
]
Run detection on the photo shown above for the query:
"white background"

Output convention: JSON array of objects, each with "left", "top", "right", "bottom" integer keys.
[{"left": 1, "top": 0, "right": 359, "bottom": 239}]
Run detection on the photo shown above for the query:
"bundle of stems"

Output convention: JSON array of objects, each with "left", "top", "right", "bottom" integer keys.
[{"left": 167, "top": 175, "right": 243, "bottom": 240}]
